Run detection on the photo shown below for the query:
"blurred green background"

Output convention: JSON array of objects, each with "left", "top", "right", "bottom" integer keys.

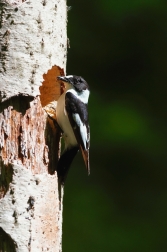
[{"left": 63, "top": 1, "right": 167, "bottom": 251}]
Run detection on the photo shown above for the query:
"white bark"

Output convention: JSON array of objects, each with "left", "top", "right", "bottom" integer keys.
[
  {"left": 0, "top": 164, "right": 62, "bottom": 251},
  {"left": 0, "top": 0, "right": 67, "bottom": 101},
  {"left": 0, "top": 0, "right": 67, "bottom": 251}
]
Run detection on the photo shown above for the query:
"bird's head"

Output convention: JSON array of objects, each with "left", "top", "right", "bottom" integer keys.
[{"left": 57, "top": 75, "right": 89, "bottom": 92}]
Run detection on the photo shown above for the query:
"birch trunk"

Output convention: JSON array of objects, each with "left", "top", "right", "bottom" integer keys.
[{"left": 0, "top": 0, "right": 67, "bottom": 251}]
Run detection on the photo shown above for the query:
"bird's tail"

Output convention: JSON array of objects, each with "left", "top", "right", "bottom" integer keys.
[
  {"left": 80, "top": 148, "right": 90, "bottom": 175},
  {"left": 57, "top": 146, "right": 79, "bottom": 184}
]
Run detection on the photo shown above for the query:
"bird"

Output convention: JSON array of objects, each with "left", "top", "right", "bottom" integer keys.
[{"left": 56, "top": 75, "right": 90, "bottom": 184}]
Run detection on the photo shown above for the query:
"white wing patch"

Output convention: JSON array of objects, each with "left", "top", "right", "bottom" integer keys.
[{"left": 72, "top": 113, "right": 88, "bottom": 149}]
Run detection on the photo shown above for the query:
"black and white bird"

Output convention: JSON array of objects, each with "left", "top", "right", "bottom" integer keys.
[{"left": 56, "top": 75, "right": 90, "bottom": 184}]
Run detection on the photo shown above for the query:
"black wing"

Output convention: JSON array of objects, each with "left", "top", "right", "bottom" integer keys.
[{"left": 65, "top": 92, "right": 90, "bottom": 174}]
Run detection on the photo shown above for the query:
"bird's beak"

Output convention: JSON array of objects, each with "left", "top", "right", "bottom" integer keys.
[{"left": 57, "top": 76, "right": 68, "bottom": 82}]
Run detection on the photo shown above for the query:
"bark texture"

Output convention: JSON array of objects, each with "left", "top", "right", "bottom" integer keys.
[
  {"left": 0, "top": 0, "right": 67, "bottom": 251},
  {"left": 0, "top": 0, "right": 67, "bottom": 102}
]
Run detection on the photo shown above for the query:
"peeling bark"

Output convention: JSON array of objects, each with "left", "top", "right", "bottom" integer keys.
[
  {"left": 0, "top": 163, "right": 63, "bottom": 251},
  {"left": 0, "top": 0, "right": 67, "bottom": 251},
  {"left": 1, "top": 98, "right": 47, "bottom": 172}
]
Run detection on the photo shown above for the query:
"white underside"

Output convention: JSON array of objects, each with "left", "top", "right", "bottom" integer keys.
[
  {"left": 56, "top": 92, "right": 77, "bottom": 149},
  {"left": 56, "top": 85, "right": 89, "bottom": 150}
]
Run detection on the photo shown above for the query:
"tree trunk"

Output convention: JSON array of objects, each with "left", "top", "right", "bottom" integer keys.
[{"left": 0, "top": 0, "right": 67, "bottom": 251}]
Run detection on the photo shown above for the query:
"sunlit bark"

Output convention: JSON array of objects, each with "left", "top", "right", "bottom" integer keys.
[{"left": 0, "top": 0, "right": 67, "bottom": 251}]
